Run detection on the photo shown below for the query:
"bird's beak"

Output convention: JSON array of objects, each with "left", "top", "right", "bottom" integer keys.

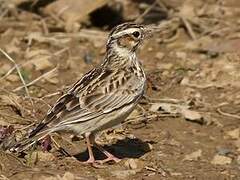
[
  {"left": 143, "top": 26, "right": 155, "bottom": 39},
  {"left": 144, "top": 18, "right": 180, "bottom": 38}
]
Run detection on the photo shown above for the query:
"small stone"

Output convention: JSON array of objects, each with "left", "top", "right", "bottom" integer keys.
[
  {"left": 125, "top": 159, "right": 137, "bottom": 169},
  {"left": 147, "top": 143, "right": 153, "bottom": 150},
  {"left": 211, "top": 154, "right": 232, "bottom": 165},
  {"left": 176, "top": 51, "right": 187, "bottom": 59},
  {"left": 62, "top": 172, "right": 75, "bottom": 180},
  {"left": 147, "top": 47, "right": 153, "bottom": 52},
  {"left": 180, "top": 77, "right": 189, "bottom": 85},
  {"left": 124, "top": 158, "right": 144, "bottom": 170},
  {"left": 183, "top": 149, "right": 202, "bottom": 161},
  {"left": 162, "top": 70, "right": 169, "bottom": 76},
  {"left": 181, "top": 109, "right": 203, "bottom": 123},
  {"left": 216, "top": 147, "right": 232, "bottom": 156},
  {"left": 155, "top": 52, "right": 165, "bottom": 60},
  {"left": 226, "top": 128, "right": 239, "bottom": 139},
  {"left": 111, "top": 170, "right": 137, "bottom": 179}
]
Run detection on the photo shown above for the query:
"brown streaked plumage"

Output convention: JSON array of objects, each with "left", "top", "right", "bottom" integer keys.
[{"left": 10, "top": 22, "right": 153, "bottom": 165}]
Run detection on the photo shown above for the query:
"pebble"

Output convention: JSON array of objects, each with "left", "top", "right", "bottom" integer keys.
[
  {"left": 176, "top": 51, "right": 187, "bottom": 59},
  {"left": 62, "top": 172, "right": 75, "bottom": 180},
  {"left": 226, "top": 128, "right": 239, "bottom": 139},
  {"left": 124, "top": 158, "right": 144, "bottom": 170},
  {"left": 211, "top": 154, "right": 232, "bottom": 165},
  {"left": 216, "top": 147, "right": 232, "bottom": 156},
  {"left": 111, "top": 170, "right": 137, "bottom": 179},
  {"left": 183, "top": 149, "right": 202, "bottom": 161},
  {"left": 155, "top": 52, "right": 165, "bottom": 60}
]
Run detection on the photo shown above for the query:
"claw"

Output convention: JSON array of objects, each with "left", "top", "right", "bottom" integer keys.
[
  {"left": 95, "top": 156, "right": 121, "bottom": 164},
  {"left": 83, "top": 132, "right": 121, "bottom": 166}
]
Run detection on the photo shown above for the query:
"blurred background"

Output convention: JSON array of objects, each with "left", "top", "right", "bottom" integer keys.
[{"left": 0, "top": 0, "right": 240, "bottom": 179}]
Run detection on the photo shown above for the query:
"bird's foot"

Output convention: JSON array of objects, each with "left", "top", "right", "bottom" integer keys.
[
  {"left": 96, "top": 155, "right": 121, "bottom": 164},
  {"left": 82, "top": 157, "right": 105, "bottom": 168}
]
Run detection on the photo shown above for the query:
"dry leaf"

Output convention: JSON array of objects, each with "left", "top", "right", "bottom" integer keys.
[
  {"left": 33, "top": 58, "right": 53, "bottom": 71},
  {"left": 25, "top": 49, "right": 53, "bottom": 71}
]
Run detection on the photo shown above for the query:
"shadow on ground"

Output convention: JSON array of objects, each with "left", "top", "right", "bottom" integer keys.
[{"left": 74, "top": 137, "right": 152, "bottom": 161}]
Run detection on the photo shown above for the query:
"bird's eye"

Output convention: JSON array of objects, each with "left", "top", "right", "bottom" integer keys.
[{"left": 132, "top": 31, "right": 140, "bottom": 38}]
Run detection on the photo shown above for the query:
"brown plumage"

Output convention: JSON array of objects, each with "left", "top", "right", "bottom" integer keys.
[{"left": 10, "top": 22, "right": 153, "bottom": 165}]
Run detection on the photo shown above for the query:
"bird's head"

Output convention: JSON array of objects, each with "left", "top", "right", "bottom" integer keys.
[{"left": 107, "top": 23, "right": 153, "bottom": 54}]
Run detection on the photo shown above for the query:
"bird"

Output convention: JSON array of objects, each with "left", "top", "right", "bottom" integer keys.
[{"left": 10, "top": 22, "right": 154, "bottom": 165}]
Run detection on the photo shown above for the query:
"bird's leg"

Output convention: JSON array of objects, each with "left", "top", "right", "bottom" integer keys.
[
  {"left": 84, "top": 133, "right": 120, "bottom": 164},
  {"left": 83, "top": 132, "right": 95, "bottom": 164},
  {"left": 94, "top": 143, "right": 121, "bottom": 164}
]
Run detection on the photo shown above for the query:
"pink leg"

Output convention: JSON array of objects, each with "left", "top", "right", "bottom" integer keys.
[
  {"left": 94, "top": 143, "right": 121, "bottom": 164},
  {"left": 82, "top": 132, "right": 95, "bottom": 164},
  {"left": 83, "top": 133, "right": 121, "bottom": 165}
]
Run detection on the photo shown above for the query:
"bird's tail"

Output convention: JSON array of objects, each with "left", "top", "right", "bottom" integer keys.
[{"left": 9, "top": 129, "right": 50, "bottom": 153}]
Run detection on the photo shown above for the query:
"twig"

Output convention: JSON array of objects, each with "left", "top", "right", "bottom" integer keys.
[
  {"left": 50, "top": 135, "right": 72, "bottom": 157},
  {"left": 162, "top": 28, "right": 180, "bottom": 43},
  {"left": 0, "top": 48, "right": 35, "bottom": 113},
  {"left": 180, "top": 17, "right": 197, "bottom": 40},
  {"left": 135, "top": 0, "right": 158, "bottom": 23},
  {"left": 145, "top": 96, "right": 182, "bottom": 104},
  {"left": 217, "top": 108, "right": 240, "bottom": 120},
  {"left": 183, "top": 82, "right": 224, "bottom": 89},
  {"left": 42, "top": 91, "right": 61, "bottom": 99},
  {"left": 156, "top": 0, "right": 168, "bottom": 12},
  {"left": 13, "top": 67, "right": 58, "bottom": 92},
  {"left": 145, "top": 166, "right": 157, "bottom": 172},
  {"left": 41, "top": 18, "right": 49, "bottom": 35}
]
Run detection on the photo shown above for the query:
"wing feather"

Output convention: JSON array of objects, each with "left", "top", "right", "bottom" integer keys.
[{"left": 28, "top": 66, "right": 144, "bottom": 137}]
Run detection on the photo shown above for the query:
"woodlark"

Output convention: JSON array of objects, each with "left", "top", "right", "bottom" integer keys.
[{"left": 10, "top": 23, "right": 154, "bottom": 165}]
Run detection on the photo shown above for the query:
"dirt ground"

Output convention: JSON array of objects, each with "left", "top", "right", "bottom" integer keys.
[{"left": 0, "top": 0, "right": 240, "bottom": 179}]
